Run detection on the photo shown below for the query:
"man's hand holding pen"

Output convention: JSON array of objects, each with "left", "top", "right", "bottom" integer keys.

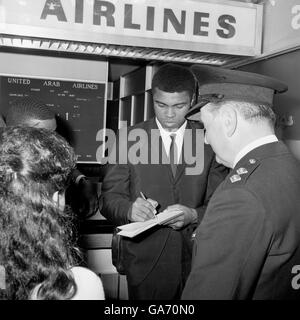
[{"left": 129, "top": 192, "right": 158, "bottom": 222}]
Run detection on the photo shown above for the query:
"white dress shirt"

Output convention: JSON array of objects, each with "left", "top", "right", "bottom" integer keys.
[
  {"left": 155, "top": 118, "right": 187, "bottom": 163},
  {"left": 233, "top": 134, "right": 278, "bottom": 168}
]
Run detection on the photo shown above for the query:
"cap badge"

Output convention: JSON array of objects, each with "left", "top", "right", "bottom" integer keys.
[
  {"left": 237, "top": 168, "right": 248, "bottom": 175},
  {"left": 230, "top": 174, "right": 241, "bottom": 183},
  {"left": 249, "top": 159, "right": 256, "bottom": 164}
]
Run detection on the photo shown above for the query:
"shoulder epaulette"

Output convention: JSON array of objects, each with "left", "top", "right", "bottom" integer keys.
[{"left": 228, "top": 158, "right": 260, "bottom": 185}]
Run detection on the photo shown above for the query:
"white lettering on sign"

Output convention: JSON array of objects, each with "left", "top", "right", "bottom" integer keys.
[
  {"left": 8, "top": 78, "right": 31, "bottom": 85},
  {"left": 291, "top": 5, "right": 300, "bottom": 30},
  {"left": 43, "top": 80, "right": 60, "bottom": 87},
  {"left": 72, "top": 83, "right": 98, "bottom": 89}
]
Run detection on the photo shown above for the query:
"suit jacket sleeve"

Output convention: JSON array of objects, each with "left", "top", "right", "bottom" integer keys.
[
  {"left": 194, "top": 155, "right": 229, "bottom": 224},
  {"left": 182, "top": 187, "right": 273, "bottom": 300},
  {"left": 100, "top": 126, "right": 136, "bottom": 226},
  {"left": 100, "top": 162, "right": 132, "bottom": 226}
]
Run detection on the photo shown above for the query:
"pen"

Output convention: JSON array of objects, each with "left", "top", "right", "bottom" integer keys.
[
  {"left": 140, "top": 191, "right": 157, "bottom": 218},
  {"left": 140, "top": 191, "right": 147, "bottom": 201}
]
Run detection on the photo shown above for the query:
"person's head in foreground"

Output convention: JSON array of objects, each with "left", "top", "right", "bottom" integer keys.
[
  {"left": 186, "top": 65, "right": 288, "bottom": 168},
  {"left": 5, "top": 96, "right": 57, "bottom": 131},
  {"left": 152, "top": 63, "right": 196, "bottom": 131},
  {"left": 0, "top": 126, "right": 78, "bottom": 299}
]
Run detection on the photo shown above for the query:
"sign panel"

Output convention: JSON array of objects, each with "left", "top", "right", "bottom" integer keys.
[
  {"left": 0, "top": 76, "right": 105, "bottom": 163},
  {"left": 0, "top": 0, "right": 262, "bottom": 56},
  {"left": 262, "top": 0, "right": 300, "bottom": 55}
]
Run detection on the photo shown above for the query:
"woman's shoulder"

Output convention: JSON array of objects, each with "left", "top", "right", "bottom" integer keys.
[
  {"left": 30, "top": 266, "right": 105, "bottom": 300},
  {"left": 71, "top": 266, "right": 105, "bottom": 300}
]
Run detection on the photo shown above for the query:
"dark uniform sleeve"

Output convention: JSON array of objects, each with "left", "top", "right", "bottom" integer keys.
[
  {"left": 194, "top": 155, "right": 229, "bottom": 224},
  {"left": 182, "top": 187, "right": 273, "bottom": 300}
]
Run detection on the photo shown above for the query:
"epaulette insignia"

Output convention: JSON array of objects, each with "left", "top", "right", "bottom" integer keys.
[
  {"left": 237, "top": 167, "right": 248, "bottom": 175},
  {"left": 249, "top": 159, "right": 256, "bottom": 164},
  {"left": 230, "top": 174, "right": 241, "bottom": 183}
]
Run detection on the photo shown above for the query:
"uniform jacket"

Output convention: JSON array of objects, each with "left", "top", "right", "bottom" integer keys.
[
  {"left": 182, "top": 141, "right": 300, "bottom": 300},
  {"left": 101, "top": 118, "right": 228, "bottom": 287}
]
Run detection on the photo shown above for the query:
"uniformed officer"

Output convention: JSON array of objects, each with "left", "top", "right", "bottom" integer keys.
[{"left": 181, "top": 65, "right": 300, "bottom": 299}]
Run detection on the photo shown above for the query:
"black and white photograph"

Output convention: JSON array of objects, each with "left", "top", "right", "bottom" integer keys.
[{"left": 0, "top": 0, "right": 299, "bottom": 308}]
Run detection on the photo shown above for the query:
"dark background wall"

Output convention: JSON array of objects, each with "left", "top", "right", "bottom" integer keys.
[{"left": 238, "top": 49, "right": 300, "bottom": 160}]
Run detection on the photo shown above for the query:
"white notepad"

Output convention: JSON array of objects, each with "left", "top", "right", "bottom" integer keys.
[{"left": 117, "top": 208, "right": 183, "bottom": 238}]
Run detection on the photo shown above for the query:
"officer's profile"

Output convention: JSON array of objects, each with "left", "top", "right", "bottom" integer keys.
[{"left": 182, "top": 65, "right": 300, "bottom": 300}]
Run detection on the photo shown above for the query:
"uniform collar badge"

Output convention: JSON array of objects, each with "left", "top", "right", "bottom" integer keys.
[
  {"left": 230, "top": 174, "right": 241, "bottom": 183},
  {"left": 237, "top": 168, "right": 248, "bottom": 175}
]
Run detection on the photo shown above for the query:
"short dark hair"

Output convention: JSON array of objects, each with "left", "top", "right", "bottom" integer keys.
[
  {"left": 151, "top": 63, "right": 196, "bottom": 98},
  {"left": 5, "top": 97, "right": 55, "bottom": 126}
]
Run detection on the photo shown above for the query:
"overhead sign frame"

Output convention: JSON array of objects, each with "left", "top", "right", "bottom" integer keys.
[{"left": 0, "top": 0, "right": 263, "bottom": 56}]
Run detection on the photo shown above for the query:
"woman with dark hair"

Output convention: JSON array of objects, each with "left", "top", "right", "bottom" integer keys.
[{"left": 0, "top": 126, "right": 104, "bottom": 300}]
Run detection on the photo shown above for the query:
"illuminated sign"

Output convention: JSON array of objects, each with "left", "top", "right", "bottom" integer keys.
[
  {"left": 262, "top": 0, "right": 300, "bottom": 55},
  {"left": 0, "top": 0, "right": 263, "bottom": 56}
]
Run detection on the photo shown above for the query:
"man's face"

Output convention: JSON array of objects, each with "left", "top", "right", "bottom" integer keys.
[
  {"left": 26, "top": 118, "right": 57, "bottom": 131},
  {"left": 200, "top": 103, "right": 230, "bottom": 167},
  {"left": 153, "top": 88, "right": 192, "bottom": 131}
]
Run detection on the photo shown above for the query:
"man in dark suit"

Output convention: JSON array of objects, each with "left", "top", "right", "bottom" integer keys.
[
  {"left": 182, "top": 65, "right": 300, "bottom": 299},
  {"left": 100, "top": 63, "right": 228, "bottom": 300}
]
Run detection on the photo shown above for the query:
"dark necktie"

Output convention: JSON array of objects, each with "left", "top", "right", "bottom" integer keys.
[{"left": 169, "top": 134, "right": 177, "bottom": 178}]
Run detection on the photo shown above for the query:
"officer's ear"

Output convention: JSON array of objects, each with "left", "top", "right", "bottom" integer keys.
[{"left": 221, "top": 104, "right": 237, "bottom": 137}]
